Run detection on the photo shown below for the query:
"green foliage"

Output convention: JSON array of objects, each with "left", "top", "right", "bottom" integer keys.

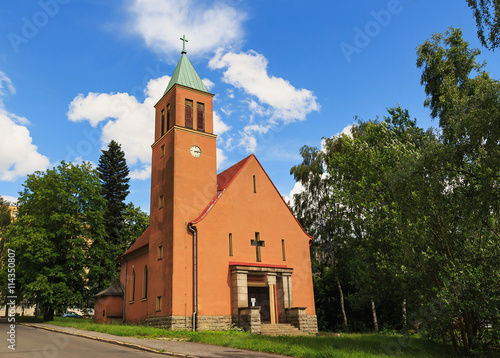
[
  {"left": 123, "top": 202, "right": 149, "bottom": 248},
  {"left": 466, "top": 0, "right": 500, "bottom": 50},
  {"left": 0, "top": 196, "right": 13, "bottom": 259},
  {"left": 293, "top": 28, "right": 499, "bottom": 356},
  {"left": 1, "top": 162, "right": 105, "bottom": 321},
  {"left": 89, "top": 140, "right": 131, "bottom": 294}
]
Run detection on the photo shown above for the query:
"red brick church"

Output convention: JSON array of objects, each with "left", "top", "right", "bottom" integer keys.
[{"left": 94, "top": 38, "right": 317, "bottom": 334}]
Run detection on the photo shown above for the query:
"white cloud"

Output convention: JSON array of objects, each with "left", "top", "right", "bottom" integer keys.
[
  {"left": 235, "top": 123, "right": 271, "bottom": 153},
  {"left": 0, "top": 71, "right": 50, "bottom": 182},
  {"left": 340, "top": 124, "right": 354, "bottom": 137},
  {"left": 216, "top": 147, "right": 227, "bottom": 170},
  {"left": 321, "top": 123, "right": 354, "bottom": 152},
  {"left": 130, "top": 165, "right": 151, "bottom": 180},
  {"left": 213, "top": 111, "right": 230, "bottom": 136},
  {"left": 284, "top": 181, "right": 304, "bottom": 207},
  {"left": 127, "top": 0, "right": 246, "bottom": 61},
  {"left": 202, "top": 78, "right": 215, "bottom": 91},
  {"left": 67, "top": 75, "right": 171, "bottom": 173},
  {"left": 1, "top": 195, "right": 17, "bottom": 205},
  {"left": 209, "top": 49, "right": 320, "bottom": 123},
  {"left": 0, "top": 72, "right": 15, "bottom": 96},
  {"left": 239, "top": 131, "right": 258, "bottom": 153}
]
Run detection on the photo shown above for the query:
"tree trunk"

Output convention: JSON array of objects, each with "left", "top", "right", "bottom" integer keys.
[
  {"left": 43, "top": 307, "right": 54, "bottom": 321},
  {"left": 371, "top": 299, "right": 379, "bottom": 332},
  {"left": 402, "top": 299, "right": 407, "bottom": 328},
  {"left": 335, "top": 272, "right": 348, "bottom": 330}
]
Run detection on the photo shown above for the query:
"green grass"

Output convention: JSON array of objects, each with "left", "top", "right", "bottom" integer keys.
[{"left": 41, "top": 317, "right": 449, "bottom": 357}]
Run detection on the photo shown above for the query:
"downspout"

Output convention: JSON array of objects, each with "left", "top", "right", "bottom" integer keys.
[
  {"left": 122, "top": 259, "right": 127, "bottom": 323},
  {"left": 188, "top": 223, "right": 197, "bottom": 331}
]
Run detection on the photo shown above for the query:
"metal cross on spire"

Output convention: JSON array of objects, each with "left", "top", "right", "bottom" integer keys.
[{"left": 180, "top": 35, "right": 188, "bottom": 54}]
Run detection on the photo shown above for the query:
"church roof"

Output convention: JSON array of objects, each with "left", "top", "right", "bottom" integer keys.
[
  {"left": 163, "top": 54, "right": 210, "bottom": 95},
  {"left": 94, "top": 282, "right": 124, "bottom": 298},
  {"left": 121, "top": 226, "right": 150, "bottom": 258},
  {"left": 217, "top": 154, "right": 254, "bottom": 191}
]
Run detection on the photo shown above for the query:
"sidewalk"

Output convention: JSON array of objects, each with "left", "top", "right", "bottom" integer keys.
[{"left": 22, "top": 323, "right": 288, "bottom": 358}]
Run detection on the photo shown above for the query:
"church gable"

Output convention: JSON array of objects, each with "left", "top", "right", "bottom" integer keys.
[{"left": 194, "top": 154, "right": 312, "bottom": 265}]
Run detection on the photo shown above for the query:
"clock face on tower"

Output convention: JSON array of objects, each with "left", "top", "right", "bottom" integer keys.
[{"left": 190, "top": 145, "right": 202, "bottom": 158}]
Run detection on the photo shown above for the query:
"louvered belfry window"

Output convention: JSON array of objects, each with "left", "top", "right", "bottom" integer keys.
[
  {"left": 197, "top": 102, "right": 205, "bottom": 131},
  {"left": 185, "top": 99, "right": 193, "bottom": 128}
]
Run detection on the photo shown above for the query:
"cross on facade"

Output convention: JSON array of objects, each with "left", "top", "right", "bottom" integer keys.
[
  {"left": 180, "top": 35, "right": 188, "bottom": 54},
  {"left": 251, "top": 233, "right": 265, "bottom": 262}
]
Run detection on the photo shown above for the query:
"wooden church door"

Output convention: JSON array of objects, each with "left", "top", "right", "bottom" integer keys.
[{"left": 248, "top": 286, "right": 271, "bottom": 323}]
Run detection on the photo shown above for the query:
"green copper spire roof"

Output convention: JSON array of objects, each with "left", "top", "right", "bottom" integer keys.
[{"left": 163, "top": 35, "right": 209, "bottom": 95}]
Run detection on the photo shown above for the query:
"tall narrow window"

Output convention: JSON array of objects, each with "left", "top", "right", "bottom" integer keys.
[
  {"left": 229, "top": 233, "right": 233, "bottom": 256},
  {"left": 160, "top": 144, "right": 165, "bottom": 157},
  {"left": 161, "top": 109, "right": 165, "bottom": 136},
  {"left": 281, "top": 239, "right": 286, "bottom": 261},
  {"left": 156, "top": 296, "right": 162, "bottom": 311},
  {"left": 166, "top": 104, "right": 171, "bottom": 130},
  {"left": 158, "top": 245, "right": 163, "bottom": 260},
  {"left": 185, "top": 99, "right": 193, "bottom": 128},
  {"left": 253, "top": 175, "right": 257, "bottom": 193},
  {"left": 197, "top": 102, "right": 205, "bottom": 131},
  {"left": 142, "top": 265, "right": 148, "bottom": 299},
  {"left": 130, "top": 269, "right": 135, "bottom": 302},
  {"left": 158, "top": 194, "right": 164, "bottom": 209}
]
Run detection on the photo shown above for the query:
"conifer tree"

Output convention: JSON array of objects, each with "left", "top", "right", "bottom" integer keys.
[{"left": 94, "top": 140, "right": 130, "bottom": 286}]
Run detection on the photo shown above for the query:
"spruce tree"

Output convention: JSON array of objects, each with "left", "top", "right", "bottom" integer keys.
[{"left": 95, "top": 140, "right": 130, "bottom": 286}]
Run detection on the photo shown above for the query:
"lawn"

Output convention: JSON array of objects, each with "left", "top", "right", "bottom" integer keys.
[{"left": 41, "top": 317, "right": 449, "bottom": 357}]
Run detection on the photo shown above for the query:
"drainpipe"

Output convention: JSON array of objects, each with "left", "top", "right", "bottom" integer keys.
[
  {"left": 188, "top": 223, "right": 197, "bottom": 331},
  {"left": 122, "top": 259, "right": 127, "bottom": 323}
]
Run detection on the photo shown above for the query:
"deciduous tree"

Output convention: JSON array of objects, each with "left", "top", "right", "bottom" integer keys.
[
  {"left": 466, "top": 0, "right": 500, "bottom": 50},
  {"left": 2, "top": 162, "right": 105, "bottom": 321}
]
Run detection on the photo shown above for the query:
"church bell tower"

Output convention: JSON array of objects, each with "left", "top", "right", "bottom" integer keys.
[{"left": 148, "top": 36, "right": 217, "bottom": 319}]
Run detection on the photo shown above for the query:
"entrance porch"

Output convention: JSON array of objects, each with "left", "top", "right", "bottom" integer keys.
[{"left": 230, "top": 264, "right": 317, "bottom": 334}]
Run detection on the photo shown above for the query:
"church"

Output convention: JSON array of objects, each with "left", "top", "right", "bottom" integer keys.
[{"left": 94, "top": 38, "right": 318, "bottom": 334}]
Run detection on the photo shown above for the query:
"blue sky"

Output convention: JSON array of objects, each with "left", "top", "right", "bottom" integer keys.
[{"left": 0, "top": 0, "right": 498, "bottom": 213}]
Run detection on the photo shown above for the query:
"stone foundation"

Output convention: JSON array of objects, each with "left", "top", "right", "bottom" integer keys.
[
  {"left": 238, "top": 307, "right": 261, "bottom": 334},
  {"left": 196, "top": 315, "right": 232, "bottom": 331},
  {"left": 285, "top": 307, "right": 318, "bottom": 334},
  {"left": 145, "top": 315, "right": 193, "bottom": 330},
  {"left": 137, "top": 309, "right": 317, "bottom": 334},
  {"left": 144, "top": 315, "right": 234, "bottom": 331}
]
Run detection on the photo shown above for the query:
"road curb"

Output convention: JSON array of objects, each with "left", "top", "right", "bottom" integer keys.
[{"left": 22, "top": 323, "right": 199, "bottom": 358}]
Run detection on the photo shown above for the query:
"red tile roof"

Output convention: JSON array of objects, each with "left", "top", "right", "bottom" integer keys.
[
  {"left": 121, "top": 226, "right": 150, "bottom": 258},
  {"left": 217, "top": 154, "right": 254, "bottom": 191},
  {"left": 191, "top": 154, "right": 254, "bottom": 224}
]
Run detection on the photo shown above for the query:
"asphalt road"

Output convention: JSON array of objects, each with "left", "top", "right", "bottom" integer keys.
[{"left": 0, "top": 325, "right": 160, "bottom": 358}]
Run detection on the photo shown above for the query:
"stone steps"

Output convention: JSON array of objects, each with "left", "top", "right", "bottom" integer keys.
[{"left": 260, "top": 323, "right": 307, "bottom": 336}]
